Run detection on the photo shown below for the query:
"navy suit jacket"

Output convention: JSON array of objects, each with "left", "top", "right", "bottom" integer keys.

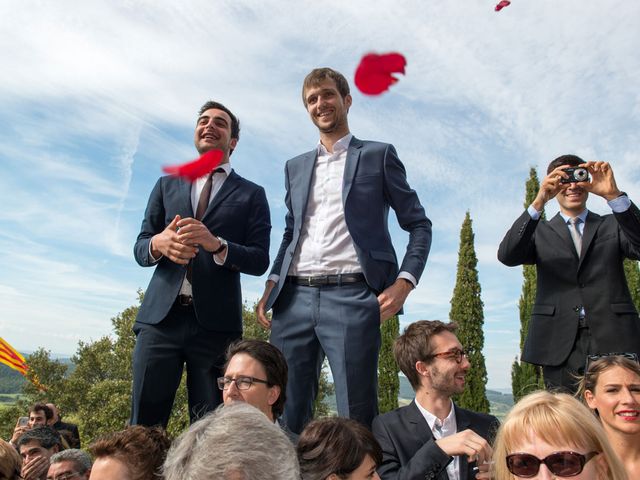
[
  {"left": 134, "top": 170, "right": 271, "bottom": 332},
  {"left": 372, "top": 401, "right": 499, "bottom": 480},
  {"left": 267, "top": 137, "right": 431, "bottom": 309},
  {"left": 498, "top": 203, "right": 640, "bottom": 365}
]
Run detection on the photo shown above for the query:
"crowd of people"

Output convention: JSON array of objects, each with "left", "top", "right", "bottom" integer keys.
[
  {"left": 3, "top": 329, "right": 640, "bottom": 479},
  {"left": 3, "top": 65, "right": 640, "bottom": 479}
]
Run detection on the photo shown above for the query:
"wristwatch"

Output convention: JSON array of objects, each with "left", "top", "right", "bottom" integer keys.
[{"left": 212, "top": 237, "right": 227, "bottom": 255}]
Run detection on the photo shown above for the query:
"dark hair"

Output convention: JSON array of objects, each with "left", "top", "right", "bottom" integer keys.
[
  {"left": 297, "top": 417, "right": 382, "bottom": 480},
  {"left": 224, "top": 340, "right": 288, "bottom": 418},
  {"left": 394, "top": 320, "right": 458, "bottom": 390},
  {"left": 89, "top": 426, "right": 170, "bottom": 480},
  {"left": 198, "top": 101, "right": 240, "bottom": 141},
  {"left": 302, "top": 68, "right": 350, "bottom": 106},
  {"left": 578, "top": 355, "right": 640, "bottom": 402},
  {"left": 547, "top": 154, "right": 584, "bottom": 174},
  {"left": 17, "top": 426, "right": 62, "bottom": 450},
  {"left": 29, "top": 402, "right": 53, "bottom": 421}
]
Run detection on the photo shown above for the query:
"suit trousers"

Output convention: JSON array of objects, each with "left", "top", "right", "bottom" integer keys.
[
  {"left": 131, "top": 300, "right": 241, "bottom": 427},
  {"left": 270, "top": 280, "right": 381, "bottom": 434},
  {"left": 543, "top": 323, "right": 593, "bottom": 394}
]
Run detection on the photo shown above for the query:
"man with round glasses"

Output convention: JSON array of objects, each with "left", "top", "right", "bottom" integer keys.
[
  {"left": 218, "top": 339, "right": 296, "bottom": 442},
  {"left": 373, "top": 320, "right": 499, "bottom": 480}
]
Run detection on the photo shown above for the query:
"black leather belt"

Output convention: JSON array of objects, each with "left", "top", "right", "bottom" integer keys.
[
  {"left": 286, "top": 273, "right": 365, "bottom": 287},
  {"left": 176, "top": 294, "right": 193, "bottom": 307}
]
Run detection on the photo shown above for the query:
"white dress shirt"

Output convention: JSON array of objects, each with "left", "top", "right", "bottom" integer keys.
[
  {"left": 290, "top": 134, "right": 361, "bottom": 276},
  {"left": 415, "top": 398, "right": 460, "bottom": 480}
]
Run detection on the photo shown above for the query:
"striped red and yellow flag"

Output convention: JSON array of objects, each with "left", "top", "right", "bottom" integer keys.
[{"left": 0, "top": 337, "right": 28, "bottom": 376}]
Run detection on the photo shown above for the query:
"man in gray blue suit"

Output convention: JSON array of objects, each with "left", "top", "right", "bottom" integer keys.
[
  {"left": 257, "top": 68, "right": 431, "bottom": 433},
  {"left": 131, "top": 101, "right": 271, "bottom": 427}
]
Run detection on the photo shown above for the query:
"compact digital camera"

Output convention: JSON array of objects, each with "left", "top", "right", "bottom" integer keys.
[{"left": 561, "top": 167, "right": 590, "bottom": 183}]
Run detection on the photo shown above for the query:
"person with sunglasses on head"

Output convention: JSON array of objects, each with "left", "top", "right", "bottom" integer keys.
[
  {"left": 579, "top": 352, "right": 640, "bottom": 479},
  {"left": 492, "top": 390, "right": 626, "bottom": 480},
  {"left": 372, "top": 320, "right": 499, "bottom": 480}
]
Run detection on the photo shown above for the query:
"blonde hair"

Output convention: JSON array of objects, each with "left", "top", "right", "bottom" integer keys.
[{"left": 492, "top": 391, "right": 627, "bottom": 480}]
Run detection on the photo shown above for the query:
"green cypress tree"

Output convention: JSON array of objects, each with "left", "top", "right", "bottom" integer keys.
[
  {"left": 511, "top": 168, "right": 545, "bottom": 401},
  {"left": 378, "top": 314, "right": 400, "bottom": 413},
  {"left": 624, "top": 259, "right": 640, "bottom": 311},
  {"left": 449, "top": 211, "right": 490, "bottom": 412}
]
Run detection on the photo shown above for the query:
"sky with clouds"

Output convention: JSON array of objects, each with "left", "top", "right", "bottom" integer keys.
[{"left": 1, "top": 1, "right": 638, "bottom": 389}]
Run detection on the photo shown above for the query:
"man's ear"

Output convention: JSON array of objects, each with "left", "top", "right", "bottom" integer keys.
[
  {"left": 415, "top": 360, "right": 430, "bottom": 376},
  {"left": 344, "top": 94, "right": 352, "bottom": 113}
]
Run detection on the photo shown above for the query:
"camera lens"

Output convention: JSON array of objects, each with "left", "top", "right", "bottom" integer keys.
[{"left": 574, "top": 168, "right": 588, "bottom": 182}]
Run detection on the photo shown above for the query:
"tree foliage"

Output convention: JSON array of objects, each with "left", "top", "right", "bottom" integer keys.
[
  {"left": 378, "top": 315, "right": 399, "bottom": 414},
  {"left": 449, "top": 212, "right": 490, "bottom": 413},
  {"left": 511, "top": 168, "right": 544, "bottom": 401},
  {"left": 624, "top": 258, "right": 640, "bottom": 312}
]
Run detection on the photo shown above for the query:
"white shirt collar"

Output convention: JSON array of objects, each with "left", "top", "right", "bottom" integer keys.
[{"left": 316, "top": 133, "right": 353, "bottom": 156}]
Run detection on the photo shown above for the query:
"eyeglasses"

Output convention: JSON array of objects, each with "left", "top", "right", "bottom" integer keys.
[
  {"left": 217, "top": 375, "right": 269, "bottom": 391},
  {"left": 47, "top": 473, "right": 81, "bottom": 480},
  {"left": 506, "top": 451, "right": 598, "bottom": 478},
  {"left": 426, "top": 348, "right": 471, "bottom": 364},
  {"left": 584, "top": 352, "right": 639, "bottom": 373}
]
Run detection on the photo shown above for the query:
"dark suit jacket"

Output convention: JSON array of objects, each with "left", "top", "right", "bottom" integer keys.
[
  {"left": 267, "top": 137, "right": 431, "bottom": 309},
  {"left": 372, "top": 401, "right": 499, "bottom": 480},
  {"left": 498, "top": 203, "right": 640, "bottom": 365},
  {"left": 52, "top": 420, "right": 81, "bottom": 449},
  {"left": 134, "top": 170, "right": 271, "bottom": 331}
]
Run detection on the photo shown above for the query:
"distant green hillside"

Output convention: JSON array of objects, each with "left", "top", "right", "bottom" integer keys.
[{"left": 0, "top": 357, "right": 74, "bottom": 395}]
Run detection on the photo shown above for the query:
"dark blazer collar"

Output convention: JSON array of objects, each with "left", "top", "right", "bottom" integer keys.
[{"left": 342, "top": 136, "right": 363, "bottom": 204}]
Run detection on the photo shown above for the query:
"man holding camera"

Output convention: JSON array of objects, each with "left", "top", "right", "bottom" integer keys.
[{"left": 498, "top": 155, "right": 640, "bottom": 393}]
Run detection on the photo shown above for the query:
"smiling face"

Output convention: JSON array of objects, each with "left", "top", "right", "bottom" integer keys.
[
  {"left": 556, "top": 181, "right": 589, "bottom": 216},
  {"left": 304, "top": 78, "right": 351, "bottom": 137},
  {"left": 585, "top": 365, "right": 640, "bottom": 436},
  {"left": 193, "top": 108, "right": 237, "bottom": 159},
  {"left": 424, "top": 331, "right": 469, "bottom": 396}
]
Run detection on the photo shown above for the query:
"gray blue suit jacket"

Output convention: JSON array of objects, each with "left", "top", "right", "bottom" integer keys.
[
  {"left": 134, "top": 170, "right": 271, "bottom": 332},
  {"left": 267, "top": 137, "right": 431, "bottom": 309}
]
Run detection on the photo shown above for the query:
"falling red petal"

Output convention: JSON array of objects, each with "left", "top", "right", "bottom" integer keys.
[
  {"left": 162, "top": 149, "right": 224, "bottom": 182},
  {"left": 354, "top": 52, "right": 407, "bottom": 96},
  {"left": 495, "top": 0, "right": 510, "bottom": 11}
]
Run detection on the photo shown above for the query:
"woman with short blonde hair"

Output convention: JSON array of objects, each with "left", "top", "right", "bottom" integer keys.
[{"left": 492, "top": 391, "right": 626, "bottom": 479}]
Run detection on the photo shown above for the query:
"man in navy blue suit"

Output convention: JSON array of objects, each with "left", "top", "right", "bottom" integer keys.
[
  {"left": 131, "top": 101, "right": 271, "bottom": 427},
  {"left": 257, "top": 68, "right": 432, "bottom": 433}
]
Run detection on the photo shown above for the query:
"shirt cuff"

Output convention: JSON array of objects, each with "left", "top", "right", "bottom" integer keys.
[
  {"left": 148, "top": 241, "right": 161, "bottom": 264},
  {"left": 527, "top": 204, "right": 541, "bottom": 220},
  {"left": 608, "top": 193, "right": 631, "bottom": 213},
  {"left": 398, "top": 272, "right": 417, "bottom": 288},
  {"left": 213, "top": 249, "right": 228, "bottom": 265},
  {"left": 268, "top": 274, "right": 280, "bottom": 284}
]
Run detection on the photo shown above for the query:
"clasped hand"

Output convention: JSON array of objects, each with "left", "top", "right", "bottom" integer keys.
[{"left": 151, "top": 215, "right": 222, "bottom": 265}]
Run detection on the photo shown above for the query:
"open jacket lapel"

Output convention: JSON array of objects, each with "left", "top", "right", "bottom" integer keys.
[{"left": 342, "top": 136, "right": 363, "bottom": 205}]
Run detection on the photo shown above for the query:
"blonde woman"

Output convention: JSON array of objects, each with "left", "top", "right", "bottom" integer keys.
[
  {"left": 581, "top": 354, "right": 640, "bottom": 479},
  {"left": 492, "top": 391, "right": 626, "bottom": 479}
]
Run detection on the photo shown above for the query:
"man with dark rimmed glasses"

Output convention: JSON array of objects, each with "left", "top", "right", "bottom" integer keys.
[
  {"left": 373, "top": 320, "right": 499, "bottom": 480},
  {"left": 218, "top": 339, "right": 297, "bottom": 443}
]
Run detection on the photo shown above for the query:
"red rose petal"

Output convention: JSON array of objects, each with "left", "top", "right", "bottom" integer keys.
[
  {"left": 162, "top": 149, "right": 224, "bottom": 182},
  {"left": 495, "top": 0, "right": 511, "bottom": 11},
  {"left": 355, "top": 52, "right": 407, "bottom": 96}
]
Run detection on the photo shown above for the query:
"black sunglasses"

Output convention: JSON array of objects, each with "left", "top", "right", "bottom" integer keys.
[
  {"left": 506, "top": 451, "right": 598, "bottom": 477},
  {"left": 584, "top": 352, "right": 639, "bottom": 374}
]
